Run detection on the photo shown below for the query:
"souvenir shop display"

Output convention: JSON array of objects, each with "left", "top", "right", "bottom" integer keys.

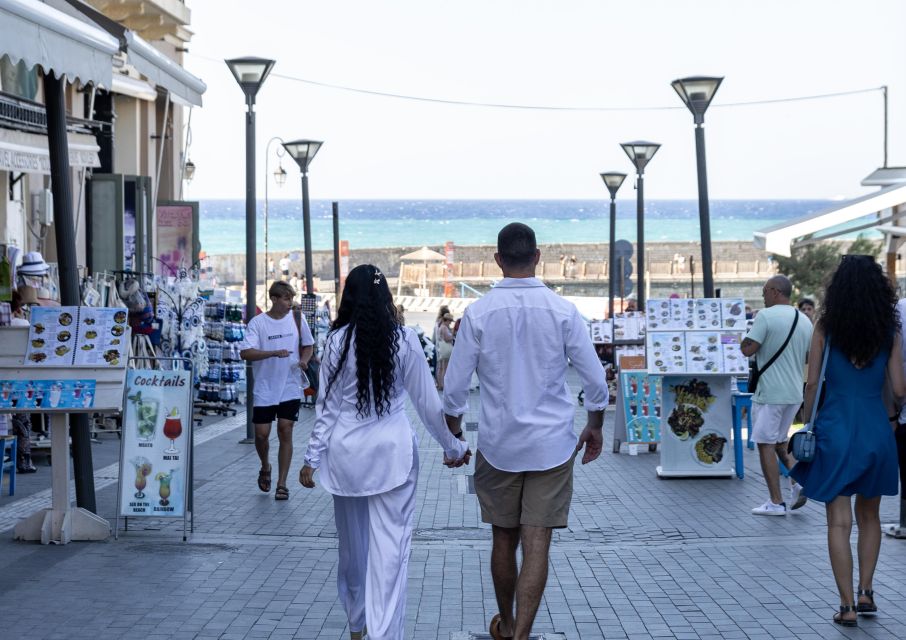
[
  {"left": 198, "top": 294, "right": 242, "bottom": 416},
  {"left": 155, "top": 272, "right": 208, "bottom": 379}
]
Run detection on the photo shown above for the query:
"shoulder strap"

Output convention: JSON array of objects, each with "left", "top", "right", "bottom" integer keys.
[
  {"left": 808, "top": 336, "right": 831, "bottom": 431},
  {"left": 755, "top": 307, "right": 799, "bottom": 376}
]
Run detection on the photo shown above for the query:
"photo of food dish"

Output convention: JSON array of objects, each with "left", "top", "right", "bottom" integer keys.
[
  {"left": 104, "top": 349, "right": 121, "bottom": 365},
  {"left": 29, "top": 353, "right": 47, "bottom": 363},
  {"left": 111, "top": 325, "right": 125, "bottom": 336},
  {"left": 33, "top": 323, "right": 45, "bottom": 334},
  {"left": 694, "top": 432, "right": 728, "bottom": 465},
  {"left": 84, "top": 317, "right": 96, "bottom": 325},
  {"left": 667, "top": 405, "right": 704, "bottom": 440},
  {"left": 31, "top": 339, "right": 45, "bottom": 348},
  {"left": 59, "top": 312, "right": 73, "bottom": 326},
  {"left": 110, "top": 338, "right": 120, "bottom": 345},
  {"left": 54, "top": 345, "right": 70, "bottom": 356},
  {"left": 85, "top": 330, "right": 98, "bottom": 339},
  {"left": 114, "top": 311, "right": 127, "bottom": 324},
  {"left": 670, "top": 379, "right": 716, "bottom": 412},
  {"left": 57, "top": 330, "right": 71, "bottom": 342},
  {"left": 81, "top": 344, "right": 95, "bottom": 351}
]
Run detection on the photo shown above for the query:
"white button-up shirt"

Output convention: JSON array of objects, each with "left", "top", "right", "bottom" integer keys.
[
  {"left": 443, "top": 277, "right": 608, "bottom": 472},
  {"left": 304, "top": 326, "right": 468, "bottom": 496}
]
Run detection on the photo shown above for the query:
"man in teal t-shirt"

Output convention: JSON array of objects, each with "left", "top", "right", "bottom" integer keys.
[{"left": 741, "top": 275, "right": 813, "bottom": 516}]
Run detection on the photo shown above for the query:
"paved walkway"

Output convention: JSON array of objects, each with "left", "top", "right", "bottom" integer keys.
[{"left": 1, "top": 380, "right": 905, "bottom": 640}]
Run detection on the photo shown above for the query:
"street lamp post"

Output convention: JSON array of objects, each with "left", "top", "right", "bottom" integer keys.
[
  {"left": 671, "top": 76, "right": 723, "bottom": 298},
  {"left": 620, "top": 141, "right": 661, "bottom": 308},
  {"left": 282, "top": 140, "right": 324, "bottom": 296},
  {"left": 599, "top": 172, "right": 627, "bottom": 318},
  {"left": 264, "top": 136, "right": 288, "bottom": 307},
  {"left": 226, "top": 56, "right": 276, "bottom": 443}
]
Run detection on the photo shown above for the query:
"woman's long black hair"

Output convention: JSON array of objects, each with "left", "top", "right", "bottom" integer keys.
[
  {"left": 820, "top": 254, "right": 899, "bottom": 367},
  {"left": 323, "top": 264, "right": 401, "bottom": 418}
]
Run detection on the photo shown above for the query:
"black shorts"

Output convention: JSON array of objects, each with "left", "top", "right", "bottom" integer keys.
[{"left": 252, "top": 399, "right": 301, "bottom": 424}]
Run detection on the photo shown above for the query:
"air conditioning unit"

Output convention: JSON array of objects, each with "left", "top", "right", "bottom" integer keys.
[{"left": 32, "top": 189, "right": 53, "bottom": 226}]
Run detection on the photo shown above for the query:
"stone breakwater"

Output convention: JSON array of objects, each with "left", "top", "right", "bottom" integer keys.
[{"left": 204, "top": 240, "right": 772, "bottom": 286}]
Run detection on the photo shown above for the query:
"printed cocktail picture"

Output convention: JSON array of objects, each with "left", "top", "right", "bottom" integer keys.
[
  {"left": 163, "top": 408, "right": 183, "bottom": 454},
  {"left": 130, "top": 456, "right": 152, "bottom": 499},
  {"left": 155, "top": 469, "right": 177, "bottom": 506},
  {"left": 128, "top": 390, "right": 159, "bottom": 442}
]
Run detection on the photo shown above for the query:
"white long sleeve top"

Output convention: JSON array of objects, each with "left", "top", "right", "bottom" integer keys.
[
  {"left": 303, "top": 325, "right": 468, "bottom": 496},
  {"left": 443, "top": 277, "right": 608, "bottom": 472}
]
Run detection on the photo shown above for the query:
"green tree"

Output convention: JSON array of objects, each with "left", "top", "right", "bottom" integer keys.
[
  {"left": 772, "top": 243, "right": 840, "bottom": 302},
  {"left": 847, "top": 233, "right": 881, "bottom": 258}
]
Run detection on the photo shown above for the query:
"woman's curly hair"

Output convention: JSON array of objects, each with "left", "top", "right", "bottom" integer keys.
[
  {"left": 323, "top": 264, "right": 401, "bottom": 418},
  {"left": 820, "top": 254, "right": 899, "bottom": 367}
]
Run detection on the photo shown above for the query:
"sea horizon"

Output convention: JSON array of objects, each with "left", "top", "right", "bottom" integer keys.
[{"left": 196, "top": 198, "right": 869, "bottom": 255}]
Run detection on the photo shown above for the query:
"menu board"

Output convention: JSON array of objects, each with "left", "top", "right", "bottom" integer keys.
[
  {"left": 648, "top": 329, "right": 746, "bottom": 375},
  {"left": 119, "top": 369, "right": 192, "bottom": 518},
  {"left": 25, "top": 307, "right": 128, "bottom": 367},
  {"left": 646, "top": 298, "right": 745, "bottom": 331},
  {"left": 613, "top": 312, "right": 646, "bottom": 341},
  {"left": 619, "top": 371, "right": 662, "bottom": 443},
  {"left": 0, "top": 379, "right": 96, "bottom": 410},
  {"left": 590, "top": 320, "right": 613, "bottom": 344}
]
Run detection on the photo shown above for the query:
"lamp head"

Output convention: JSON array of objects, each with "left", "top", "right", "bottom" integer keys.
[
  {"left": 620, "top": 141, "right": 661, "bottom": 175},
  {"left": 184, "top": 159, "right": 196, "bottom": 182},
  {"left": 599, "top": 172, "right": 627, "bottom": 199},
  {"left": 225, "top": 57, "right": 276, "bottom": 102},
  {"left": 282, "top": 139, "right": 324, "bottom": 174},
  {"left": 274, "top": 163, "right": 288, "bottom": 187},
  {"left": 671, "top": 76, "right": 723, "bottom": 124}
]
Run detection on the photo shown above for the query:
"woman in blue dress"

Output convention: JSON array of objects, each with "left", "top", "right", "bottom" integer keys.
[{"left": 791, "top": 254, "right": 905, "bottom": 627}]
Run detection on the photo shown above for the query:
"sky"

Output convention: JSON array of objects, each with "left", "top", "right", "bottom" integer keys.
[{"left": 182, "top": 0, "right": 906, "bottom": 202}]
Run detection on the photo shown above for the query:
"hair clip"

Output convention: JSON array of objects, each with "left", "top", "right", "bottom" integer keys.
[{"left": 374, "top": 269, "right": 383, "bottom": 284}]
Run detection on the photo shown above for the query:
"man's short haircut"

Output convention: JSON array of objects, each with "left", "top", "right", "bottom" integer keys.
[
  {"left": 768, "top": 275, "right": 793, "bottom": 298},
  {"left": 497, "top": 222, "right": 537, "bottom": 268},
  {"left": 797, "top": 297, "right": 815, "bottom": 309},
  {"left": 269, "top": 281, "right": 295, "bottom": 299}
]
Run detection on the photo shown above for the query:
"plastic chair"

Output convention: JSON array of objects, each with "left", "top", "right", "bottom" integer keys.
[{"left": 1, "top": 436, "right": 16, "bottom": 496}]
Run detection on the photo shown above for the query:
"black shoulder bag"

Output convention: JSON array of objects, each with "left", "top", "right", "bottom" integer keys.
[{"left": 748, "top": 308, "right": 799, "bottom": 394}]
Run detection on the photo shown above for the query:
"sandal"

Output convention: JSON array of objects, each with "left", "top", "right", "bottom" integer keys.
[
  {"left": 833, "top": 604, "right": 858, "bottom": 627},
  {"left": 489, "top": 614, "right": 513, "bottom": 640},
  {"left": 857, "top": 588, "right": 877, "bottom": 614},
  {"left": 257, "top": 465, "right": 272, "bottom": 493},
  {"left": 275, "top": 485, "right": 289, "bottom": 501},
  {"left": 350, "top": 626, "right": 367, "bottom": 639}
]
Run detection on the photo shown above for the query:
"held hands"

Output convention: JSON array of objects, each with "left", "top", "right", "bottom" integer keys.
[
  {"left": 576, "top": 423, "right": 603, "bottom": 464},
  {"left": 444, "top": 448, "right": 472, "bottom": 468},
  {"left": 299, "top": 465, "right": 316, "bottom": 488}
]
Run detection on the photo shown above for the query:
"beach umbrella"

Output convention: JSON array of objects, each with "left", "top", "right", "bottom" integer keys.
[{"left": 398, "top": 247, "right": 447, "bottom": 296}]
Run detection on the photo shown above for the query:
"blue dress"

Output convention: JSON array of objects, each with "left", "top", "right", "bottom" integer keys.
[{"left": 791, "top": 344, "right": 899, "bottom": 503}]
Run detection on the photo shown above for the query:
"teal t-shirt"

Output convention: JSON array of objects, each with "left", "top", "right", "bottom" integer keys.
[{"left": 746, "top": 305, "right": 813, "bottom": 405}]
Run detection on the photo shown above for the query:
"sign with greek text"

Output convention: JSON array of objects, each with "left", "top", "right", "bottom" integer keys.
[{"left": 118, "top": 369, "right": 192, "bottom": 518}]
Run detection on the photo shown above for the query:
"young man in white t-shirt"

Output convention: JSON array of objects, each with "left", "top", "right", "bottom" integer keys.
[{"left": 240, "top": 281, "right": 314, "bottom": 500}]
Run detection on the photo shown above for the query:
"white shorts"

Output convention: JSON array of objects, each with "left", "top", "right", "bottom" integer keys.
[{"left": 751, "top": 402, "right": 800, "bottom": 444}]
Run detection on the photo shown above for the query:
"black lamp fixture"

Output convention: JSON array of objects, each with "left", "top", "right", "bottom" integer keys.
[
  {"left": 225, "top": 55, "right": 276, "bottom": 444},
  {"left": 600, "top": 172, "right": 626, "bottom": 318},
  {"left": 671, "top": 75, "right": 723, "bottom": 297},
  {"left": 620, "top": 141, "right": 661, "bottom": 308},
  {"left": 282, "top": 139, "right": 325, "bottom": 296},
  {"left": 184, "top": 159, "right": 196, "bottom": 182},
  {"left": 274, "top": 163, "right": 287, "bottom": 187}
]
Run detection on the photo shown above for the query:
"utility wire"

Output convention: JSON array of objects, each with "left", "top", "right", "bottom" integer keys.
[{"left": 192, "top": 52, "right": 883, "bottom": 112}]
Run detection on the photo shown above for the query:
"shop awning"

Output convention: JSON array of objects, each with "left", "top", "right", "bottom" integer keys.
[
  {"left": 753, "top": 183, "right": 906, "bottom": 256},
  {"left": 58, "top": 0, "right": 206, "bottom": 106},
  {"left": 0, "top": 0, "right": 118, "bottom": 87},
  {"left": 0, "top": 128, "right": 100, "bottom": 173},
  {"left": 111, "top": 74, "right": 157, "bottom": 101}
]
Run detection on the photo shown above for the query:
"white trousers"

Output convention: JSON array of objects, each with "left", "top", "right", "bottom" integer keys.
[{"left": 333, "top": 446, "right": 418, "bottom": 640}]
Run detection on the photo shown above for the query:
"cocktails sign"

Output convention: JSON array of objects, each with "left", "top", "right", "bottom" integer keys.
[{"left": 119, "top": 369, "right": 192, "bottom": 518}]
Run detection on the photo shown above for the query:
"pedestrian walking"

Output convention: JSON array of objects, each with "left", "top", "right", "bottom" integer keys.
[
  {"left": 741, "top": 275, "right": 812, "bottom": 515},
  {"left": 434, "top": 312, "right": 454, "bottom": 390},
  {"left": 791, "top": 255, "right": 905, "bottom": 627},
  {"left": 797, "top": 297, "right": 816, "bottom": 324},
  {"left": 240, "top": 281, "right": 314, "bottom": 500},
  {"left": 279, "top": 254, "right": 291, "bottom": 279},
  {"left": 443, "top": 223, "right": 608, "bottom": 640},
  {"left": 299, "top": 265, "right": 469, "bottom": 640}
]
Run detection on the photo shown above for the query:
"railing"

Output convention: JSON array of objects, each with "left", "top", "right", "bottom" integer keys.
[
  {"left": 0, "top": 91, "right": 109, "bottom": 135},
  {"left": 458, "top": 282, "right": 484, "bottom": 298}
]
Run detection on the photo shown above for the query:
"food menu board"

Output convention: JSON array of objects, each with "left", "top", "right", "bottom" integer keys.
[
  {"left": 657, "top": 376, "right": 733, "bottom": 477},
  {"left": 613, "top": 312, "right": 646, "bottom": 341},
  {"left": 648, "top": 330, "right": 747, "bottom": 375},
  {"left": 0, "top": 379, "right": 96, "bottom": 410},
  {"left": 646, "top": 298, "right": 746, "bottom": 331},
  {"left": 25, "top": 307, "right": 128, "bottom": 367},
  {"left": 589, "top": 320, "right": 613, "bottom": 344}
]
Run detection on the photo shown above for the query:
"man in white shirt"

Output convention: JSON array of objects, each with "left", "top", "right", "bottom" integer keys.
[
  {"left": 444, "top": 223, "right": 608, "bottom": 640},
  {"left": 279, "top": 255, "right": 291, "bottom": 279},
  {"left": 240, "top": 281, "right": 314, "bottom": 500}
]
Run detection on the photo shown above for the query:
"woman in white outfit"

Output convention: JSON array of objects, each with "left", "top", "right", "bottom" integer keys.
[{"left": 299, "top": 265, "right": 470, "bottom": 640}]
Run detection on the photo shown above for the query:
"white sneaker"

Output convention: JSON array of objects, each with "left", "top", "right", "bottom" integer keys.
[
  {"left": 751, "top": 501, "right": 787, "bottom": 516},
  {"left": 789, "top": 483, "right": 808, "bottom": 510}
]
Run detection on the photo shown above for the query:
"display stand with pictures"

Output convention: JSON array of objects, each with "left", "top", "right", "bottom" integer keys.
[
  {"left": 116, "top": 357, "right": 195, "bottom": 541},
  {"left": 645, "top": 298, "right": 746, "bottom": 479},
  {"left": 0, "top": 315, "right": 131, "bottom": 544},
  {"left": 612, "top": 367, "right": 662, "bottom": 454}
]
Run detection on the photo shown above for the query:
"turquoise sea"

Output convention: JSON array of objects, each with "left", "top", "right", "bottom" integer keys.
[{"left": 197, "top": 199, "right": 856, "bottom": 255}]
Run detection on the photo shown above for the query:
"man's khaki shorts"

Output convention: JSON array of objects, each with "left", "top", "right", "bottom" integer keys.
[{"left": 473, "top": 449, "right": 576, "bottom": 529}]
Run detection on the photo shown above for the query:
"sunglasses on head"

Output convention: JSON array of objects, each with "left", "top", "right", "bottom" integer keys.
[{"left": 840, "top": 254, "right": 875, "bottom": 263}]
